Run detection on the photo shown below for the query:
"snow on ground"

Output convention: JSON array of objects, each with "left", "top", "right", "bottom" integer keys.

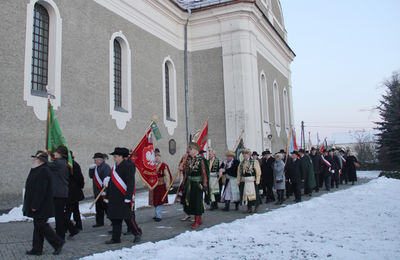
[
  {"left": 357, "top": 170, "right": 380, "bottom": 179},
  {"left": 0, "top": 191, "right": 175, "bottom": 223},
  {"left": 81, "top": 176, "right": 400, "bottom": 260}
]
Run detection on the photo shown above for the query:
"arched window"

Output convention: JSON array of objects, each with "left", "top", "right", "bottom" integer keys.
[
  {"left": 24, "top": 0, "right": 62, "bottom": 120},
  {"left": 31, "top": 3, "right": 49, "bottom": 95},
  {"left": 163, "top": 57, "right": 177, "bottom": 135},
  {"left": 273, "top": 82, "right": 281, "bottom": 128},
  {"left": 259, "top": 72, "right": 269, "bottom": 123},
  {"left": 109, "top": 32, "right": 132, "bottom": 130},
  {"left": 283, "top": 88, "right": 290, "bottom": 129},
  {"left": 113, "top": 39, "right": 122, "bottom": 109}
]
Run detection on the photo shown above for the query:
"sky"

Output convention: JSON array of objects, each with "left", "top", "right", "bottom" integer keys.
[{"left": 280, "top": 0, "right": 400, "bottom": 145}]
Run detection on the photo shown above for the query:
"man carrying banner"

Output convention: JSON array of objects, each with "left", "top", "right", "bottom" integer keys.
[
  {"left": 208, "top": 148, "right": 221, "bottom": 210},
  {"left": 219, "top": 150, "right": 240, "bottom": 211},
  {"left": 238, "top": 149, "right": 262, "bottom": 213},
  {"left": 149, "top": 148, "right": 171, "bottom": 221},
  {"left": 183, "top": 142, "right": 208, "bottom": 229},
  {"left": 103, "top": 147, "right": 134, "bottom": 244},
  {"left": 89, "top": 153, "right": 111, "bottom": 228}
]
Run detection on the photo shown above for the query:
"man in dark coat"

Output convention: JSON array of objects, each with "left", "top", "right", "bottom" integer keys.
[
  {"left": 332, "top": 149, "right": 341, "bottom": 189},
  {"left": 260, "top": 150, "right": 275, "bottom": 203},
  {"left": 321, "top": 149, "right": 337, "bottom": 191},
  {"left": 24, "top": 151, "right": 64, "bottom": 256},
  {"left": 219, "top": 150, "right": 240, "bottom": 211},
  {"left": 104, "top": 147, "right": 134, "bottom": 244},
  {"left": 284, "top": 151, "right": 304, "bottom": 203},
  {"left": 339, "top": 149, "right": 348, "bottom": 184},
  {"left": 47, "top": 145, "right": 70, "bottom": 240},
  {"left": 65, "top": 151, "right": 84, "bottom": 234},
  {"left": 299, "top": 149, "right": 316, "bottom": 196},
  {"left": 310, "top": 148, "right": 321, "bottom": 192},
  {"left": 88, "top": 152, "right": 111, "bottom": 227}
]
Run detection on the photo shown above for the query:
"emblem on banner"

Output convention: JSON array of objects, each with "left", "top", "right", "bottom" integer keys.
[{"left": 143, "top": 146, "right": 156, "bottom": 170}]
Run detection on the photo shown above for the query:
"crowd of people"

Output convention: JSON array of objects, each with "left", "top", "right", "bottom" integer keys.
[{"left": 22, "top": 143, "right": 359, "bottom": 255}]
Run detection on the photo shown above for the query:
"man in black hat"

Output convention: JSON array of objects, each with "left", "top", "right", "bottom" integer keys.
[
  {"left": 47, "top": 145, "right": 70, "bottom": 240},
  {"left": 310, "top": 147, "right": 322, "bottom": 192},
  {"left": 103, "top": 147, "right": 134, "bottom": 244},
  {"left": 24, "top": 151, "right": 64, "bottom": 255},
  {"left": 260, "top": 150, "right": 275, "bottom": 203},
  {"left": 284, "top": 151, "right": 304, "bottom": 203},
  {"left": 252, "top": 151, "right": 260, "bottom": 161},
  {"left": 89, "top": 152, "right": 111, "bottom": 227}
]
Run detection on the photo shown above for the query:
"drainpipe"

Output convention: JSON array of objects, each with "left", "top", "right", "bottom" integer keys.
[{"left": 184, "top": 8, "right": 191, "bottom": 144}]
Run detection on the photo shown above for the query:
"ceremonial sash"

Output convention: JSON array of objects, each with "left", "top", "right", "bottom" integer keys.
[
  {"left": 94, "top": 167, "right": 103, "bottom": 191},
  {"left": 340, "top": 155, "right": 346, "bottom": 163},
  {"left": 111, "top": 165, "right": 127, "bottom": 196},
  {"left": 321, "top": 155, "right": 331, "bottom": 168}
]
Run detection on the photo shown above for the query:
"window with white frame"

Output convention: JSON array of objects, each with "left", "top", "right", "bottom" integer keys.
[
  {"left": 23, "top": 0, "right": 62, "bottom": 120},
  {"left": 283, "top": 88, "right": 290, "bottom": 129},
  {"left": 162, "top": 57, "right": 177, "bottom": 135},
  {"left": 109, "top": 32, "right": 132, "bottom": 130},
  {"left": 259, "top": 72, "right": 269, "bottom": 123},
  {"left": 273, "top": 82, "right": 281, "bottom": 127}
]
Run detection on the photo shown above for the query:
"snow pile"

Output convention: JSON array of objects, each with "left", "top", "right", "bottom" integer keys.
[
  {"left": 0, "top": 192, "right": 175, "bottom": 223},
  {"left": 81, "top": 177, "right": 400, "bottom": 260},
  {"left": 357, "top": 170, "right": 380, "bottom": 179}
]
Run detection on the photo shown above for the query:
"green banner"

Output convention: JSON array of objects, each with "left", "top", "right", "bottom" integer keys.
[
  {"left": 151, "top": 121, "right": 162, "bottom": 140},
  {"left": 47, "top": 103, "right": 73, "bottom": 169}
]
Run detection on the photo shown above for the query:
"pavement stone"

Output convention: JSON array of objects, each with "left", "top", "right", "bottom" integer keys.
[{"left": 0, "top": 179, "right": 369, "bottom": 260}]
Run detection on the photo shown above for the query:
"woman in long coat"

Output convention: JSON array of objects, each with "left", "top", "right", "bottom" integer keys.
[
  {"left": 272, "top": 153, "right": 285, "bottom": 205},
  {"left": 346, "top": 151, "right": 358, "bottom": 184}
]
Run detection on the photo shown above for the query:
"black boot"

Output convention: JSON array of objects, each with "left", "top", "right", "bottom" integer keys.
[
  {"left": 235, "top": 202, "right": 239, "bottom": 211},
  {"left": 209, "top": 202, "right": 217, "bottom": 211},
  {"left": 222, "top": 201, "right": 230, "bottom": 211}
]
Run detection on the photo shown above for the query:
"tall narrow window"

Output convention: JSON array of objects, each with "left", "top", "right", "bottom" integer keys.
[
  {"left": 163, "top": 57, "right": 177, "bottom": 135},
  {"left": 283, "top": 89, "right": 290, "bottom": 129},
  {"left": 273, "top": 82, "right": 281, "bottom": 127},
  {"left": 165, "top": 62, "right": 170, "bottom": 119},
  {"left": 113, "top": 39, "right": 122, "bottom": 109},
  {"left": 31, "top": 3, "right": 49, "bottom": 95}
]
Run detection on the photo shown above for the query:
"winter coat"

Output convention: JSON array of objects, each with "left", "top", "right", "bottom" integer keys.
[
  {"left": 89, "top": 161, "right": 111, "bottom": 197},
  {"left": 261, "top": 157, "right": 275, "bottom": 185},
  {"left": 310, "top": 153, "right": 322, "bottom": 174},
  {"left": 300, "top": 154, "right": 316, "bottom": 190},
  {"left": 47, "top": 158, "right": 69, "bottom": 198},
  {"left": 284, "top": 158, "right": 303, "bottom": 184},
  {"left": 68, "top": 160, "right": 85, "bottom": 203},
  {"left": 346, "top": 156, "right": 358, "bottom": 182},
  {"left": 221, "top": 159, "right": 240, "bottom": 178},
  {"left": 272, "top": 160, "right": 285, "bottom": 190},
  {"left": 106, "top": 160, "right": 134, "bottom": 219},
  {"left": 23, "top": 164, "right": 55, "bottom": 219}
]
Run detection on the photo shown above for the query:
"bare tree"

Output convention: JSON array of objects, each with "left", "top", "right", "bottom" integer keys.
[{"left": 352, "top": 130, "right": 377, "bottom": 163}]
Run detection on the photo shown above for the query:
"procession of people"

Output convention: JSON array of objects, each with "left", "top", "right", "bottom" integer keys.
[{"left": 23, "top": 141, "right": 359, "bottom": 255}]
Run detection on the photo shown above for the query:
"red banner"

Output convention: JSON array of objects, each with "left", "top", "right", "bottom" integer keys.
[
  {"left": 194, "top": 120, "right": 208, "bottom": 157},
  {"left": 130, "top": 128, "right": 158, "bottom": 189}
]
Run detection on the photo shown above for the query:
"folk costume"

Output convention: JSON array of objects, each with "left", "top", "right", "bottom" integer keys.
[
  {"left": 208, "top": 154, "right": 222, "bottom": 210},
  {"left": 238, "top": 156, "right": 262, "bottom": 213},
  {"left": 220, "top": 151, "right": 240, "bottom": 211},
  {"left": 149, "top": 160, "right": 171, "bottom": 220},
  {"left": 183, "top": 153, "right": 208, "bottom": 229},
  {"left": 88, "top": 153, "right": 111, "bottom": 227}
]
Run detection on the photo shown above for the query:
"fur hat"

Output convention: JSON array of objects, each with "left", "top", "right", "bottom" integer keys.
[
  {"left": 31, "top": 150, "right": 49, "bottom": 163},
  {"left": 242, "top": 148, "right": 251, "bottom": 155},
  {"left": 225, "top": 150, "right": 235, "bottom": 157}
]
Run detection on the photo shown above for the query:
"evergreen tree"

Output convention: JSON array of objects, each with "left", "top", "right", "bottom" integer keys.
[{"left": 376, "top": 72, "right": 400, "bottom": 169}]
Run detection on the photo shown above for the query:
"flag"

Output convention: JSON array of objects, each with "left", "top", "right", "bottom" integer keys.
[
  {"left": 130, "top": 128, "right": 158, "bottom": 189},
  {"left": 150, "top": 121, "right": 162, "bottom": 140},
  {"left": 288, "top": 130, "right": 298, "bottom": 153},
  {"left": 319, "top": 138, "right": 327, "bottom": 153},
  {"left": 47, "top": 101, "right": 73, "bottom": 169},
  {"left": 234, "top": 137, "right": 244, "bottom": 161},
  {"left": 307, "top": 133, "right": 312, "bottom": 151},
  {"left": 193, "top": 118, "right": 208, "bottom": 158}
]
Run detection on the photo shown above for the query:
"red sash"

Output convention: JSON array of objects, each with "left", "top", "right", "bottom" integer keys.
[
  {"left": 111, "top": 165, "right": 127, "bottom": 196},
  {"left": 321, "top": 155, "right": 331, "bottom": 167},
  {"left": 340, "top": 155, "right": 346, "bottom": 163},
  {"left": 94, "top": 167, "right": 103, "bottom": 191}
]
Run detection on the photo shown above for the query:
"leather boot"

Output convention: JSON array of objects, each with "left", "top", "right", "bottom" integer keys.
[
  {"left": 235, "top": 202, "right": 239, "bottom": 211},
  {"left": 191, "top": 216, "right": 200, "bottom": 229},
  {"left": 222, "top": 201, "right": 230, "bottom": 211},
  {"left": 198, "top": 215, "right": 202, "bottom": 225},
  {"left": 247, "top": 205, "right": 252, "bottom": 213}
]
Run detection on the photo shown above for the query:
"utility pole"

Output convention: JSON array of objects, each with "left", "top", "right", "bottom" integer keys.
[{"left": 301, "top": 121, "right": 305, "bottom": 149}]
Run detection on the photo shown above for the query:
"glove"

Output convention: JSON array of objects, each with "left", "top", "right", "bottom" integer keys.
[
  {"left": 332, "top": 170, "right": 335, "bottom": 174},
  {"left": 124, "top": 199, "right": 131, "bottom": 203},
  {"left": 132, "top": 194, "right": 135, "bottom": 201},
  {"left": 103, "top": 176, "right": 110, "bottom": 187},
  {"left": 103, "top": 199, "right": 109, "bottom": 203}
]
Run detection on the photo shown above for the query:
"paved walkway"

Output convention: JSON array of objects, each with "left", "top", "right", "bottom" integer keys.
[{"left": 0, "top": 179, "right": 369, "bottom": 260}]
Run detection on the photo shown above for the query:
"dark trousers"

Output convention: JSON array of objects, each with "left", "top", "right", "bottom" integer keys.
[
  {"left": 95, "top": 197, "right": 107, "bottom": 226},
  {"left": 53, "top": 197, "right": 67, "bottom": 240},
  {"left": 260, "top": 178, "right": 267, "bottom": 197},
  {"left": 276, "top": 189, "right": 284, "bottom": 203},
  {"left": 285, "top": 181, "right": 293, "bottom": 198},
  {"left": 332, "top": 172, "right": 339, "bottom": 188},
  {"left": 324, "top": 175, "right": 331, "bottom": 191},
  {"left": 266, "top": 183, "right": 275, "bottom": 201},
  {"left": 124, "top": 210, "right": 142, "bottom": 236},
  {"left": 319, "top": 173, "right": 324, "bottom": 188},
  {"left": 32, "top": 218, "right": 63, "bottom": 253},
  {"left": 290, "top": 182, "right": 301, "bottom": 202},
  {"left": 66, "top": 201, "right": 82, "bottom": 230},
  {"left": 340, "top": 170, "right": 348, "bottom": 184},
  {"left": 110, "top": 219, "right": 123, "bottom": 242},
  {"left": 314, "top": 172, "right": 320, "bottom": 191}
]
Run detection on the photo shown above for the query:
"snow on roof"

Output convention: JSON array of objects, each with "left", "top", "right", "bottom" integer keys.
[{"left": 172, "top": 0, "right": 234, "bottom": 10}]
